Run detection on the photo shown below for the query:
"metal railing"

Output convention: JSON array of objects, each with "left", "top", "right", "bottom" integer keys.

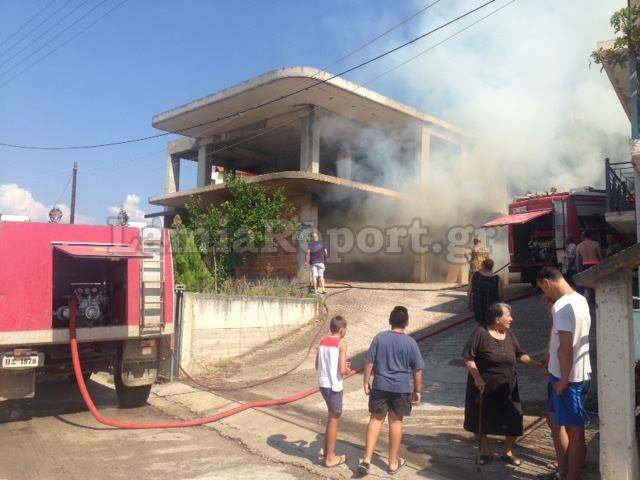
[{"left": 605, "top": 158, "right": 635, "bottom": 212}]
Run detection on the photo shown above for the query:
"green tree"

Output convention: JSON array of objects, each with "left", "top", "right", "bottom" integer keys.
[
  {"left": 590, "top": 5, "right": 640, "bottom": 70},
  {"left": 170, "top": 214, "right": 214, "bottom": 292},
  {"left": 185, "top": 174, "right": 298, "bottom": 291}
]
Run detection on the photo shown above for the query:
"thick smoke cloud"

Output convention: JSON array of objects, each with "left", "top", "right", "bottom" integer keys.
[{"left": 318, "top": 0, "right": 629, "bottom": 281}]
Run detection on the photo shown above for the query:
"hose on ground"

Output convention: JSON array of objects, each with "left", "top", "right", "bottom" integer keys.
[
  {"left": 70, "top": 300, "right": 322, "bottom": 429},
  {"left": 69, "top": 284, "right": 540, "bottom": 429}
]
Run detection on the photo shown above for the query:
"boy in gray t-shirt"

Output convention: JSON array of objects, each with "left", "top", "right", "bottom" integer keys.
[{"left": 358, "top": 306, "right": 424, "bottom": 476}]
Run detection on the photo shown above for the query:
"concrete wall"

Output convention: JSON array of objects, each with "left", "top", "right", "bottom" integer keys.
[
  {"left": 594, "top": 272, "right": 640, "bottom": 480},
  {"left": 178, "top": 293, "right": 319, "bottom": 375}
]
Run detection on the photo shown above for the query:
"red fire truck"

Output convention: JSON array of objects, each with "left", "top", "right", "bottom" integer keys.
[
  {"left": 483, "top": 188, "right": 609, "bottom": 284},
  {"left": 0, "top": 220, "right": 173, "bottom": 407}
]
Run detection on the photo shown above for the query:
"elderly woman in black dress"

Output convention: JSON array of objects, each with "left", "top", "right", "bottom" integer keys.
[
  {"left": 462, "top": 303, "right": 540, "bottom": 466},
  {"left": 467, "top": 259, "right": 504, "bottom": 325}
]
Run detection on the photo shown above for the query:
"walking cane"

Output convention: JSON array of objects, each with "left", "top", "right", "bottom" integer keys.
[{"left": 476, "top": 388, "right": 484, "bottom": 472}]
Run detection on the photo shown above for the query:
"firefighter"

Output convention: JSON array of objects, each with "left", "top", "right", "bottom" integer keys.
[{"left": 464, "top": 236, "right": 490, "bottom": 282}]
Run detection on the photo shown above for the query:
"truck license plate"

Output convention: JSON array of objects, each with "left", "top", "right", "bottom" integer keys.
[{"left": 1, "top": 355, "right": 40, "bottom": 368}]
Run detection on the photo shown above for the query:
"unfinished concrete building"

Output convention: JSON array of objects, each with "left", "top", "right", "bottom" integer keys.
[{"left": 149, "top": 67, "right": 472, "bottom": 283}]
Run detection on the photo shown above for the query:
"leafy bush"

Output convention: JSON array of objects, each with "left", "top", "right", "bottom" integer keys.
[{"left": 218, "top": 277, "right": 316, "bottom": 299}]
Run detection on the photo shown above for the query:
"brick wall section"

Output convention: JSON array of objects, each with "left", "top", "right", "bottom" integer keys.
[{"left": 235, "top": 242, "right": 299, "bottom": 279}]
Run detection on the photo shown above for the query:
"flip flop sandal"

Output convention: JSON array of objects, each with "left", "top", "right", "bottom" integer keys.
[
  {"left": 388, "top": 457, "right": 407, "bottom": 475},
  {"left": 324, "top": 455, "right": 347, "bottom": 468},
  {"left": 357, "top": 460, "right": 370, "bottom": 475}
]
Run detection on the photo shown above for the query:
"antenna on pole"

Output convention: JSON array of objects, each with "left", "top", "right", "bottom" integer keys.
[{"left": 70, "top": 162, "right": 78, "bottom": 224}]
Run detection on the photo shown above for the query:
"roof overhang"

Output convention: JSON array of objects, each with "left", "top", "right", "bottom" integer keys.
[
  {"left": 597, "top": 40, "right": 632, "bottom": 121},
  {"left": 149, "top": 171, "right": 407, "bottom": 209},
  {"left": 53, "top": 244, "right": 153, "bottom": 259},
  {"left": 482, "top": 209, "right": 552, "bottom": 228},
  {"left": 152, "top": 66, "right": 471, "bottom": 145}
]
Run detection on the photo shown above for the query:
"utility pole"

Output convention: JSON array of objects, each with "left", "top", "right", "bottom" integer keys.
[{"left": 70, "top": 162, "right": 78, "bottom": 224}]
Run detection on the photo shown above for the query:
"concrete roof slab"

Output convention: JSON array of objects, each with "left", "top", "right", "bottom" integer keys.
[
  {"left": 152, "top": 66, "right": 471, "bottom": 144},
  {"left": 149, "top": 171, "right": 408, "bottom": 209}
]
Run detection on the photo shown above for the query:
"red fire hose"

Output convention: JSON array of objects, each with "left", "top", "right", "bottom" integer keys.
[
  {"left": 70, "top": 301, "right": 320, "bottom": 429},
  {"left": 69, "top": 287, "right": 539, "bottom": 429}
]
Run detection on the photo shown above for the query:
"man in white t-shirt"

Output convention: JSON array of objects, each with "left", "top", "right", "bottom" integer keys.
[{"left": 537, "top": 266, "right": 591, "bottom": 480}]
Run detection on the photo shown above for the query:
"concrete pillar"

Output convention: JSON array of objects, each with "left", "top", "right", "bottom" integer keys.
[
  {"left": 297, "top": 196, "right": 318, "bottom": 284},
  {"left": 197, "top": 144, "right": 213, "bottom": 188},
  {"left": 413, "top": 244, "right": 429, "bottom": 282},
  {"left": 413, "top": 127, "right": 431, "bottom": 282},
  {"left": 166, "top": 153, "right": 180, "bottom": 194},
  {"left": 452, "top": 142, "right": 470, "bottom": 284},
  {"left": 595, "top": 271, "right": 640, "bottom": 480},
  {"left": 417, "top": 127, "right": 431, "bottom": 191},
  {"left": 336, "top": 145, "right": 352, "bottom": 180},
  {"left": 300, "top": 108, "right": 319, "bottom": 173}
]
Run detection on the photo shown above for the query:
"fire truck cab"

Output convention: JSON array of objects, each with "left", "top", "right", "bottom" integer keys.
[
  {"left": 483, "top": 188, "right": 609, "bottom": 285},
  {"left": 0, "top": 220, "right": 173, "bottom": 407}
]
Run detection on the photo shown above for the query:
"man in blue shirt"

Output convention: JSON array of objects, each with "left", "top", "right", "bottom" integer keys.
[
  {"left": 358, "top": 306, "right": 424, "bottom": 476},
  {"left": 304, "top": 232, "right": 328, "bottom": 294}
]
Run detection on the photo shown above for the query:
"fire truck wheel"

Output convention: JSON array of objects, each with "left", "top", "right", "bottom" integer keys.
[{"left": 114, "top": 369, "right": 151, "bottom": 408}]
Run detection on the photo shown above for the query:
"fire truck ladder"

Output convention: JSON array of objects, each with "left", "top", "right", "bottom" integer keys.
[{"left": 139, "top": 227, "right": 165, "bottom": 335}]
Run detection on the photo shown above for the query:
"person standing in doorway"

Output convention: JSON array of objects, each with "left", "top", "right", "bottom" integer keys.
[
  {"left": 536, "top": 266, "right": 591, "bottom": 480},
  {"left": 305, "top": 232, "right": 328, "bottom": 294}
]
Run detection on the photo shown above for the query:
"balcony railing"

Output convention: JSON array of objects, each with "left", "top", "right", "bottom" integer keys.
[{"left": 605, "top": 158, "right": 635, "bottom": 212}]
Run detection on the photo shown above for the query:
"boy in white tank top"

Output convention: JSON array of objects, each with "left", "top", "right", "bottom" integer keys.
[{"left": 315, "top": 315, "right": 351, "bottom": 468}]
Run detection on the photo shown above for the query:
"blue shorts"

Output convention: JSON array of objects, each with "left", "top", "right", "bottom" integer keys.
[
  {"left": 319, "top": 387, "right": 343, "bottom": 414},
  {"left": 548, "top": 375, "right": 589, "bottom": 427}
]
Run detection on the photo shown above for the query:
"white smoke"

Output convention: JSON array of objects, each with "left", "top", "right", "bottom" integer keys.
[{"left": 314, "top": 1, "right": 629, "bottom": 280}]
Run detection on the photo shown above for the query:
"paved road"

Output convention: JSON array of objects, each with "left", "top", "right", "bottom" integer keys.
[
  {"left": 0, "top": 376, "right": 326, "bottom": 480},
  {"left": 0, "top": 282, "right": 600, "bottom": 480}
]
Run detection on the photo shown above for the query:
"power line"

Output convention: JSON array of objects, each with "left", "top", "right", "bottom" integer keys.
[
  {"left": 53, "top": 170, "right": 74, "bottom": 206},
  {"left": 0, "top": 0, "right": 441, "bottom": 151},
  {"left": 0, "top": 0, "right": 90, "bottom": 71},
  {"left": 363, "top": 0, "right": 516, "bottom": 87},
  {"left": 0, "top": 0, "right": 112, "bottom": 81},
  {"left": 0, "top": 0, "right": 74, "bottom": 59},
  {"left": 9, "top": 0, "right": 515, "bottom": 186},
  {"left": 72, "top": 2, "right": 444, "bottom": 173},
  {"left": 0, "top": 0, "right": 60, "bottom": 52},
  {"left": 247, "top": 1, "right": 442, "bottom": 116},
  {"left": 0, "top": 0, "right": 496, "bottom": 151},
  {"left": 168, "top": 0, "right": 513, "bottom": 169}
]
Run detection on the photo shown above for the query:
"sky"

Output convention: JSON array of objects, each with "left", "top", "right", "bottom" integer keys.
[{"left": 0, "top": 0, "right": 631, "bottom": 225}]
